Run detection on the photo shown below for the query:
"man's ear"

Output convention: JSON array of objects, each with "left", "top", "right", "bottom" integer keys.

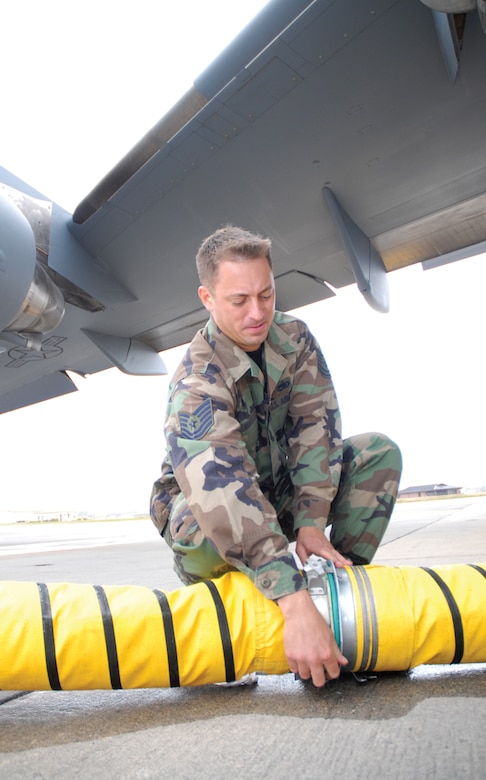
[{"left": 198, "top": 285, "right": 213, "bottom": 312}]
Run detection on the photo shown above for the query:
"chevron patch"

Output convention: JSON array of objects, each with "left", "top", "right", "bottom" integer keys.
[
  {"left": 178, "top": 398, "right": 214, "bottom": 440},
  {"left": 317, "top": 347, "right": 331, "bottom": 379}
]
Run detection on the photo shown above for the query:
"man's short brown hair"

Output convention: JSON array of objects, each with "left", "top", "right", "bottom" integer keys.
[{"left": 196, "top": 225, "right": 272, "bottom": 290}]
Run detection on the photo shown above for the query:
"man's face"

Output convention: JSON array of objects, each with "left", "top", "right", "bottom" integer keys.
[{"left": 198, "top": 256, "right": 275, "bottom": 352}]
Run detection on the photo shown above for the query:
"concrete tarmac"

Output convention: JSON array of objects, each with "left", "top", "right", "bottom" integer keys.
[{"left": 1, "top": 496, "right": 485, "bottom": 779}]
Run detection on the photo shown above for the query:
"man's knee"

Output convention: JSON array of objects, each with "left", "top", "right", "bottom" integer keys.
[
  {"left": 168, "top": 505, "right": 233, "bottom": 583},
  {"left": 377, "top": 433, "right": 402, "bottom": 473},
  {"left": 343, "top": 432, "right": 402, "bottom": 480}
]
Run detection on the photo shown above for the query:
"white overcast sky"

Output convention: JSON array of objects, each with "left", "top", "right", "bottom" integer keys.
[{"left": 0, "top": 1, "right": 485, "bottom": 515}]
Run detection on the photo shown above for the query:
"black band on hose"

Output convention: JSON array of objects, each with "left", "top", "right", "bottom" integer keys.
[
  {"left": 420, "top": 567, "right": 464, "bottom": 664},
  {"left": 349, "top": 567, "right": 370, "bottom": 671},
  {"left": 356, "top": 566, "right": 379, "bottom": 672},
  {"left": 153, "top": 589, "right": 180, "bottom": 687},
  {"left": 351, "top": 567, "right": 378, "bottom": 672},
  {"left": 93, "top": 585, "right": 122, "bottom": 689},
  {"left": 37, "top": 583, "right": 62, "bottom": 690},
  {"left": 467, "top": 564, "right": 486, "bottom": 580},
  {"left": 203, "top": 580, "right": 236, "bottom": 683}
]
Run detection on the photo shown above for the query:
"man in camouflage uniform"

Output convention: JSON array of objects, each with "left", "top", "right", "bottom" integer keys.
[{"left": 151, "top": 225, "right": 401, "bottom": 686}]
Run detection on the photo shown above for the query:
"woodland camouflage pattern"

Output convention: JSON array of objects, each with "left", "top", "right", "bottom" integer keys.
[{"left": 151, "top": 312, "right": 401, "bottom": 600}]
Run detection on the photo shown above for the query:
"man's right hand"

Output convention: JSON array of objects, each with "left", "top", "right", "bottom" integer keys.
[{"left": 277, "top": 588, "right": 348, "bottom": 687}]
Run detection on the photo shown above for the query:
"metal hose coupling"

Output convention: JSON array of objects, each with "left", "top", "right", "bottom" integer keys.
[
  {"left": 303, "top": 555, "right": 358, "bottom": 670},
  {"left": 303, "top": 555, "right": 343, "bottom": 648}
]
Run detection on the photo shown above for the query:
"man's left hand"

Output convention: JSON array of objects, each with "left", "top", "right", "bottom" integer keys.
[{"left": 296, "top": 526, "right": 352, "bottom": 568}]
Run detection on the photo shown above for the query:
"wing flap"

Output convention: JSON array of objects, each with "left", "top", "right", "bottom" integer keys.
[
  {"left": 374, "top": 192, "right": 486, "bottom": 271},
  {"left": 0, "top": 371, "right": 77, "bottom": 415}
]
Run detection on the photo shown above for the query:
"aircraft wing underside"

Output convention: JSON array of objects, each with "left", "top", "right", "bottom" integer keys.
[{"left": 1, "top": 0, "right": 486, "bottom": 412}]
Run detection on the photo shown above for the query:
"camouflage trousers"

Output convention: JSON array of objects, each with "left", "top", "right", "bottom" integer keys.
[{"left": 163, "top": 432, "right": 402, "bottom": 585}]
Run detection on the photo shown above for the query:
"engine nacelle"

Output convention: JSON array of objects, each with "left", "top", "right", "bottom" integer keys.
[
  {"left": 420, "top": 1, "right": 486, "bottom": 32},
  {"left": 421, "top": 1, "right": 476, "bottom": 9},
  {"left": 0, "top": 190, "right": 64, "bottom": 335}
]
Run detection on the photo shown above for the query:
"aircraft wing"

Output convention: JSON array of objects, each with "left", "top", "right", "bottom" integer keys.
[{"left": 1, "top": 0, "right": 486, "bottom": 413}]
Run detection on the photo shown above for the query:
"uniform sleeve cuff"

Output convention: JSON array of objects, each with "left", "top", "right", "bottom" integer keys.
[{"left": 254, "top": 554, "right": 307, "bottom": 600}]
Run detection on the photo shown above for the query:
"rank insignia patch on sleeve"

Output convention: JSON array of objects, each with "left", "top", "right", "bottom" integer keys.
[
  {"left": 317, "top": 347, "right": 331, "bottom": 378},
  {"left": 178, "top": 398, "right": 214, "bottom": 440}
]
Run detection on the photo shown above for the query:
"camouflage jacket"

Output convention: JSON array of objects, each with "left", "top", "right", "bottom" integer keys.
[{"left": 151, "top": 311, "right": 342, "bottom": 600}]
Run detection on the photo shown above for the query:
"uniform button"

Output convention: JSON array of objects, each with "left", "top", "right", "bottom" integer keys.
[{"left": 261, "top": 578, "right": 272, "bottom": 589}]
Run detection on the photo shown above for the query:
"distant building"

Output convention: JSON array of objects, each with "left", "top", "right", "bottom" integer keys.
[
  {"left": 398, "top": 483, "right": 462, "bottom": 499},
  {"left": 0, "top": 509, "right": 77, "bottom": 524}
]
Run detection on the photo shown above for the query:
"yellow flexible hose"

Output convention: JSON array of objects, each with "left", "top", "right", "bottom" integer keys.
[
  {"left": 0, "top": 562, "right": 484, "bottom": 690},
  {"left": 348, "top": 563, "right": 486, "bottom": 671}
]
